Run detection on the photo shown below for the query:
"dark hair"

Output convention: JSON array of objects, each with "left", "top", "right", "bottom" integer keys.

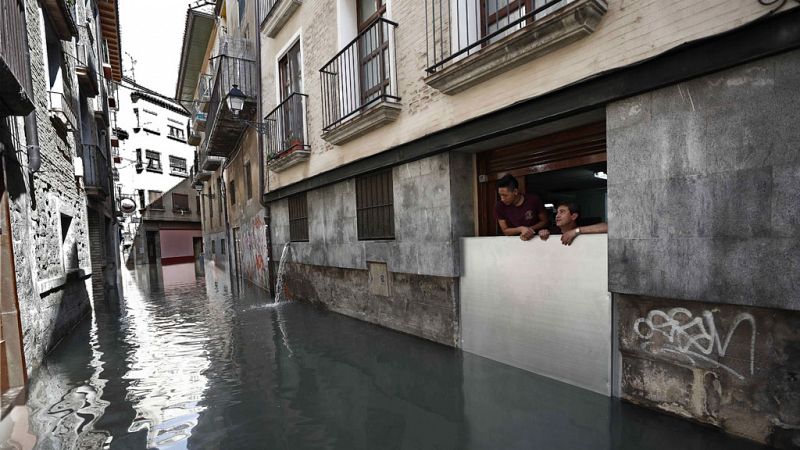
[
  {"left": 496, "top": 174, "right": 519, "bottom": 191},
  {"left": 557, "top": 201, "right": 581, "bottom": 217}
]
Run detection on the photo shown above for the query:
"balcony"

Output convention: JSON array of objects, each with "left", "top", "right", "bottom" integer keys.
[
  {"left": 42, "top": 0, "right": 79, "bottom": 41},
  {"left": 203, "top": 55, "right": 257, "bottom": 157},
  {"left": 82, "top": 144, "right": 110, "bottom": 198},
  {"left": 320, "top": 18, "right": 400, "bottom": 146},
  {"left": 266, "top": 93, "right": 310, "bottom": 172},
  {"left": 424, "top": 0, "right": 607, "bottom": 94},
  {"left": 190, "top": 160, "right": 212, "bottom": 182},
  {"left": 47, "top": 91, "right": 76, "bottom": 134},
  {"left": 0, "top": 0, "right": 33, "bottom": 116},
  {"left": 76, "top": 43, "right": 99, "bottom": 97},
  {"left": 259, "top": 0, "right": 301, "bottom": 38},
  {"left": 112, "top": 147, "right": 121, "bottom": 163}
]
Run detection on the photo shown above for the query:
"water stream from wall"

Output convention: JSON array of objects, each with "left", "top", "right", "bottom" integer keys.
[{"left": 273, "top": 242, "right": 291, "bottom": 303}]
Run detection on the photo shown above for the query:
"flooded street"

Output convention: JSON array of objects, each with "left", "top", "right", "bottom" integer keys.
[{"left": 2, "top": 264, "right": 769, "bottom": 450}]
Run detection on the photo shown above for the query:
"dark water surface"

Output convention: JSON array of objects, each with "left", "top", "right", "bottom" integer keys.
[{"left": 5, "top": 263, "right": 769, "bottom": 449}]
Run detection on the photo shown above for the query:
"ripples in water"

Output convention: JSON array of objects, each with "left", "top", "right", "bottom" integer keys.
[{"left": 2, "top": 263, "right": 771, "bottom": 450}]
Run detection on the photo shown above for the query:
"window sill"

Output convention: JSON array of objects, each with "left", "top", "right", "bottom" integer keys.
[
  {"left": 170, "top": 171, "right": 189, "bottom": 178},
  {"left": 146, "top": 168, "right": 163, "bottom": 174},
  {"left": 261, "top": 0, "right": 302, "bottom": 38},
  {"left": 268, "top": 148, "right": 311, "bottom": 173},
  {"left": 424, "top": 0, "right": 607, "bottom": 95},
  {"left": 167, "top": 135, "right": 187, "bottom": 143},
  {"left": 321, "top": 100, "right": 401, "bottom": 146}
]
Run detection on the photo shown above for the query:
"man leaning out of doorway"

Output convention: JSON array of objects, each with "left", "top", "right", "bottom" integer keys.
[
  {"left": 495, "top": 174, "right": 549, "bottom": 241},
  {"left": 538, "top": 201, "right": 608, "bottom": 246}
]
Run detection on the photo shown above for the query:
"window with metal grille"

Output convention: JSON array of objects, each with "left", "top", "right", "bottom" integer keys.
[
  {"left": 169, "top": 156, "right": 187, "bottom": 176},
  {"left": 148, "top": 190, "right": 164, "bottom": 210},
  {"left": 172, "top": 193, "right": 190, "bottom": 212},
  {"left": 356, "top": 169, "right": 394, "bottom": 240},
  {"left": 145, "top": 150, "right": 162, "bottom": 172},
  {"left": 288, "top": 192, "right": 309, "bottom": 242}
]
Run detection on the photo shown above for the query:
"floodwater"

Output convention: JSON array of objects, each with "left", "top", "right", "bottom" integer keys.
[{"left": 1, "top": 263, "right": 769, "bottom": 449}]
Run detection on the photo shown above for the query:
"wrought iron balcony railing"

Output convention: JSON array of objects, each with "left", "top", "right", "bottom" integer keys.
[
  {"left": 265, "top": 93, "right": 309, "bottom": 159},
  {"left": 203, "top": 55, "right": 257, "bottom": 156},
  {"left": 76, "top": 43, "right": 99, "bottom": 97},
  {"left": 320, "top": 18, "right": 399, "bottom": 132},
  {"left": 0, "top": 0, "right": 33, "bottom": 116},
  {"left": 425, "top": 0, "right": 572, "bottom": 73},
  {"left": 82, "top": 143, "right": 110, "bottom": 196}
]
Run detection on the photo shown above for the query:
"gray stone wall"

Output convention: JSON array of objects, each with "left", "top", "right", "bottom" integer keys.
[
  {"left": 607, "top": 50, "right": 800, "bottom": 447},
  {"left": 271, "top": 152, "right": 475, "bottom": 277},
  {"left": 607, "top": 49, "right": 800, "bottom": 311},
  {"left": 2, "top": 0, "right": 96, "bottom": 374}
]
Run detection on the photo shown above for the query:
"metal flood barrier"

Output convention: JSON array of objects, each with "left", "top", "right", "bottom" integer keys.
[{"left": 459, "top": 235, "right": 611, "bottom": 395}]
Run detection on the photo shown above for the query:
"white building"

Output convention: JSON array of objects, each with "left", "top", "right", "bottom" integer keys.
[{"left": 113, "top": 77, "right": 200, "bottom": 266}]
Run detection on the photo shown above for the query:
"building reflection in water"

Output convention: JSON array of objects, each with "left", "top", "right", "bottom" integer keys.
[{"left": 3, "top": 261, "right": 770, "bottom": 450}]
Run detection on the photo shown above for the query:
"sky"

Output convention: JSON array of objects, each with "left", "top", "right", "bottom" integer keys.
[{"left": 118, "top": 0, "right": 193, "bottom": 98}]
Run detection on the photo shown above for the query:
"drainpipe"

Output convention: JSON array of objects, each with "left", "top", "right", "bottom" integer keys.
[
  {"left": 254, "top": 0, "right": 276, "bottom": 296},
  {"left": 23, "top": 113, "right": 41, "bottom": 174}
]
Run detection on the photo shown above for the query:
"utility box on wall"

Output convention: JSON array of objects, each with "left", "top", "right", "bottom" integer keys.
[{"left": 368, "top": 262, "right": 391, "bottom": 297}]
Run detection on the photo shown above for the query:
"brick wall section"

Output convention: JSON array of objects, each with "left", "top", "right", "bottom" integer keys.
[
  {"left": 3, "top": 0, "right": 96, "bottom": 374},
  {"left": 261, "top": 0, "right": 798, "bottom": 190}
]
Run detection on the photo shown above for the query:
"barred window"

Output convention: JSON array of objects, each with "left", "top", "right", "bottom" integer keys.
[
  {"left": 145, "top": 150, "right": 162, "bottom": 172},
  {"left": 288, "top": 192, "right": 309, "bottom": 242},
  {"left": 356, "top": 169, "right": 394, "bottom": 240},
  {"left": 172, "top": 193, "right": 190, "bottom": 212},
  {"left": 148, "top": 190, "right": 164, "bottom": 210},
  {"left": 169, "top": 155, "right": 187, "bottom": 176}
]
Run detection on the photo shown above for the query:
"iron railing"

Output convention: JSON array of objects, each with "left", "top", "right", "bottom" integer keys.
[
  {"left": 76, "top": 42, "right": 99, "bottom": 95},
  {"left": 320, "top": 18, "right": 399, "bottom": 132},
  {"left": 258, "top": 0, "right": 280, "bottom": 25},
  {"left": 425, "top": 0, "right": 571, "bottom": 73},
  {"left": 265, "top": 93, "right": 309, "bottom": 160},
  {"left": 83, "top": 143, "right": 110, "bottom": 194},
  {"left": 0, "top": 0, "right": 32, "bottom": 113},
  {"left": 204, "top": 55, "right": 257, "bottom": 146}
]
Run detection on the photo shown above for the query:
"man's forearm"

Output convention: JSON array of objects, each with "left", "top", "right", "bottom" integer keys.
[
  {"left": 503, "top": 226, "right": 523, "bottom": 236},
  {"left": 531, "top": 220, "right": 548, "bottom": 232},
  {"left": 580, "top": 223, "right": 608, "bottom": 234}
]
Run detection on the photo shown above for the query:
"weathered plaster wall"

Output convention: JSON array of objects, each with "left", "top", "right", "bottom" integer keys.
[
  {"left": 607, "top": 50, "right": 800, "bottom": 447},
  {"left": 617, "top": 295, "right": 800, "bottom": 448},
  {"left": 282, "top": 262, "right": 459, "bottom": 346}
]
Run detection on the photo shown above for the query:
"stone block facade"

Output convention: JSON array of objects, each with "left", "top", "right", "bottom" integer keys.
[
  {"left": 269, "top": 152, "right": 474, "bottom": 345},
  {"left": 607, "top": 50, "right": 800, "bottom": 446}
]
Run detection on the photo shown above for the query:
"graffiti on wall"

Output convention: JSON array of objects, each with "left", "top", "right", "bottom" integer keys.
[
  {"left": 633, "top": 308, "right": 756, "bottom": 380},
  {"left": 240, "top": 215, "right": 270, "bottom": 291}
]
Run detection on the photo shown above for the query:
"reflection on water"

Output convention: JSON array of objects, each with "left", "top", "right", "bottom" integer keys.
[{"left": 3, "top": 263, "right": 770, "bottom": 449}]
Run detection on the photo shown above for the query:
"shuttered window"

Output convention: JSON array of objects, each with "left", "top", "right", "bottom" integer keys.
[
  {"left": 288, "top": 192, "right": 309, "bottom": 242},
  {"left": 356, "top": 169, "right": 394, "bottom": 240}
]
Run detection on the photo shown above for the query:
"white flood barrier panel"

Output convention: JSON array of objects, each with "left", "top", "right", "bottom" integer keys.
[{"left": 460, "top": 235, "right": 611, "bottom": 395}]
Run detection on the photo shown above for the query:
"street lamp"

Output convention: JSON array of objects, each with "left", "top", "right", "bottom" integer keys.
[{"left": 226, "top": 84, "right": 247, "bottom": 116}]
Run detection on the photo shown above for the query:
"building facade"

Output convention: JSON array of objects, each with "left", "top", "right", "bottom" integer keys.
[
  {"left": 177, "top": 0, "right": 800, "bottom": 446},
  {"left": 112, "top": 78, "right": 200, "bottom": 268},
  {"left": 0, "top": 0, "right": 122, "bottom": 390}
]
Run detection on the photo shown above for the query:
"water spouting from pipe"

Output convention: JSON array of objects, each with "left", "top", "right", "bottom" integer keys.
[{"left": 274, "top": 242, "right": 291, "bottom": 303}]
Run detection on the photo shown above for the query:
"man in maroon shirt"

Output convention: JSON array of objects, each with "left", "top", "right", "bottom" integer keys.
[{"left": 494, "top": 174, "right": 549, "bottom": 241}]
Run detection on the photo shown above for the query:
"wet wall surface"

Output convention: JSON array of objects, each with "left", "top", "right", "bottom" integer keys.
[{"left": 3, "top": 263, "right": 771, "bottom": 449}]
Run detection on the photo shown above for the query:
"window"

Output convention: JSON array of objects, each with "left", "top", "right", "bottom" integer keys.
[
  {"left": 288, "top": 192, "right": 309, "bottom": 242},
  {"left": 208, "top": 187, "right": 213, "bottom": 219},
  {"left": 145, "top": 150, "right": 162, "bottom": 173},
  {"left": 218, "top": 178, "right": 223, "bottom": 217},
  {"left": 196, "top": 195, "right": 201, "bottom": 214},
  {"left": 172, "top": 193, "right": 190, "bottom": 212},
  {"left": 148, "top": 190, "right": 164, "bottom": 210},
  {"left": 167, "top": 125, "right": 185, "bottom": 141},
  {"left": 169, "top": 155, "right": 188, "bottom": 176},
  {"left": 221, "top": 238, "right": 226, "bottom": 255},
  {"left": 137, "top": 189, "right": 145, "bottom": 210},
  {"left": 356, "top": 169, "right": 394, "bottom": 240},
  {"left": 211, "top": 240, "right": 216, "bottom": 254},
  {"left": 245, "top": 162, "right": 253, "bottom": 199},
  {"left": 142, "top": 108, "right": 159, "bottom": 133},
  {"left": 229, "top": 180, "right": 236, "bottom": 205}
]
